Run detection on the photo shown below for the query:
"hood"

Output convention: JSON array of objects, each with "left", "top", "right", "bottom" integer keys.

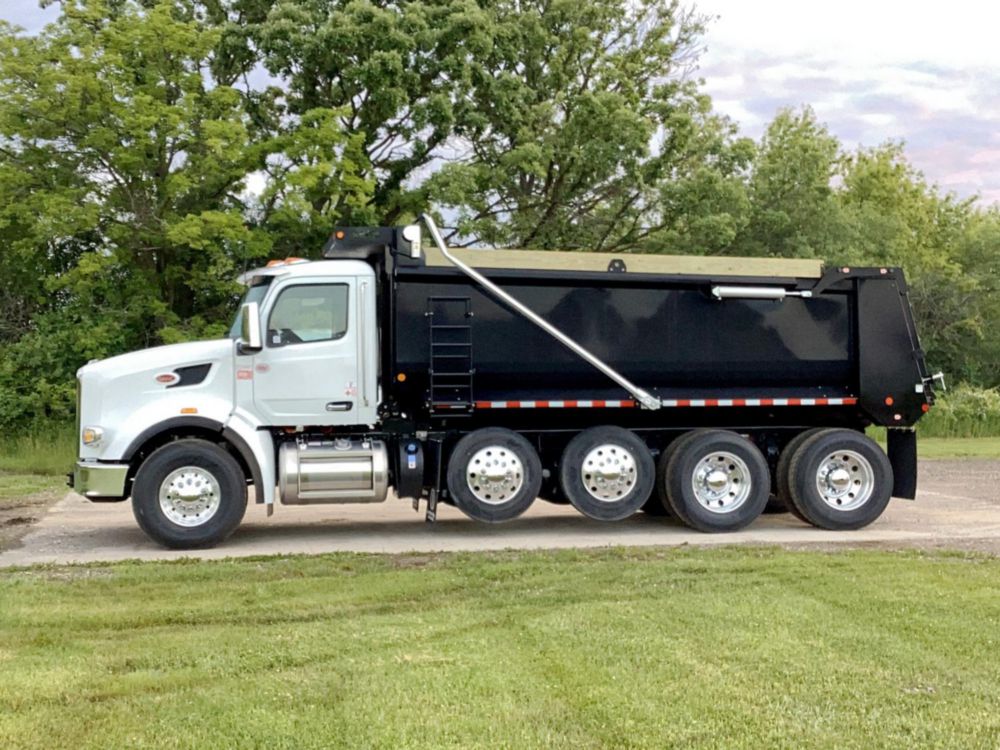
[
  {"left": 79, "top": 339, "right": 235, "bottom": 380},
  {"left": 76, "top": 338, "right": 238, "bottom": 461}
]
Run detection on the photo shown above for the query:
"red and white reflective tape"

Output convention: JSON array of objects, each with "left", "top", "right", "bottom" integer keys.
[
  {"left": 659, "top": 396, "right": 858, "bottom": 408},
  {"left": 474, "top": 399, "right": 637, "bottom": 409},
  {"left": 473, "top": 396, "right": 858, "bottom": 409}
]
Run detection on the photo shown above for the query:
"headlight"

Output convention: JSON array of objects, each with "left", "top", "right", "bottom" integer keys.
[{"left": 81, "top": 426, "right": 104, "bottom": 446}]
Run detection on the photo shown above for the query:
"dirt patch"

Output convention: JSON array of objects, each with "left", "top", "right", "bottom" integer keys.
[{"left": 0, "top": 487, "right": 64, "bottom": 552}]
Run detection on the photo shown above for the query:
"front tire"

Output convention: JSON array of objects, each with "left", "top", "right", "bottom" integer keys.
[
  {"left": 447, "top": 428, "right": 542, "bottom": 523},
  {"left": 787, "top": 429, "right": 893, "bottom": 530},
  {"left": 131, "top": 439, "right": 248, "bottom": 549}
]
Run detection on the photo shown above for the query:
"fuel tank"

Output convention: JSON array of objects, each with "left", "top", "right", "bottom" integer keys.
[{"left": 279, "top": 438, "right": 389, "bottom": 504}]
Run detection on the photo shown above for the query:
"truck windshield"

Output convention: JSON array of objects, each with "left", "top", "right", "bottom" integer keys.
[{"left": 228, "top": 277, "right": 273, "bottom": 338}]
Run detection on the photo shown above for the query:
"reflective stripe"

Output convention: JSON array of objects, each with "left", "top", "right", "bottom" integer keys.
[{"left": 474, "top": 397, "right": 858, "bottom": 409}]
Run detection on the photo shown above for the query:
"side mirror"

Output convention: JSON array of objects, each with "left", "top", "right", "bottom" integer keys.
[{"left": 239, "top": 302, "right": 262, "bottom": 352}]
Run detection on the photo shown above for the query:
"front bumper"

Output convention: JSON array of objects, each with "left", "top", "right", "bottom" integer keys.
[{"left": 72, "top": 462, "right": 130, "bottom": 500}]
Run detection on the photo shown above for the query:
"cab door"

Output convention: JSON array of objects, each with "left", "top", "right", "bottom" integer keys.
[{"left": 251, "top": 273, "right": 377, "bottom": 426}]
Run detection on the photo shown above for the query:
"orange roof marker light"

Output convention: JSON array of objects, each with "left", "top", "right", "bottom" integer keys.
[{"left": 265, "top": 257, "right": 310, "bottom": 268}]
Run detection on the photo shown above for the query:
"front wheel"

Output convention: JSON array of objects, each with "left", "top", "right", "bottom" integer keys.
[
  {"left": 787, "top": 430, "right": 893, "bottom": 530},
  {"left": 131, "top": 439, "right": 248, "bottom": 549}
]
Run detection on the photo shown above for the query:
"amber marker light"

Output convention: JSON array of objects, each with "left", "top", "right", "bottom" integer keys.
[
  {"left": 396, "top": 373, "right": 407, "bottom": 382},
  {"left": 884, "top": 396, "right": 894, "bottom": 406},
  {"left": 180, "top": 407, "right": 198, "bottom": 415}
]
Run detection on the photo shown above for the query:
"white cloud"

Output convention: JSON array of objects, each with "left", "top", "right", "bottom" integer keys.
[
  {"left": 696, "top": 0, "right": 1000, "bottom": 69},
  {"left": 693, "top": 0, "right": 1000, "bottom": 203}
]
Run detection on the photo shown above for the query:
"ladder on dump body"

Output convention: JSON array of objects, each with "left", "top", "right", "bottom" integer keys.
[{"left": 427, "top": 296, "right": 475, "bottom": 414}]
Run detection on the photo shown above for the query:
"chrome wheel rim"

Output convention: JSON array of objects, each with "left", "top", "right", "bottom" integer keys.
[
  {"left": 815, "top": 450, "right": 874, "bottom": 511},
  {"left": 466, "top": 446, "right": 523, "bottom": 505},
  {"left": 581, "top": 443, "right": 638, "bottom": 502},
  {"left": 158, "top": 466, "right": 222, "bottom": 527},
  {"left": 691, "top": 451, "right": 751, "bottom": 514}
]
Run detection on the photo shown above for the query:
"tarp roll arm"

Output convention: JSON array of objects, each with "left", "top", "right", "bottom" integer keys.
[{"left": 419, "top": 214, "right": 661, "bottom": 411}]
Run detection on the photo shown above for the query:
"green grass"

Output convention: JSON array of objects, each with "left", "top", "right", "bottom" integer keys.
[
  {"left": 918, "top": 437, "right": 1000, "bottom": 459},
  {"left": 1, "top": 547, "right": 999, "bottom": 749},
  {"left": 865, "top": 429, "right": 1000, "bottom": 459},
  {"left": 0, "top": 428, "right": 76, "bottom": 476}
]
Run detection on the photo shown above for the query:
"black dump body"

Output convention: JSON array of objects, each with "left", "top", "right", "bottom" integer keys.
[{"left": 325, "top": 230, "right": 934, "bottom": 435}]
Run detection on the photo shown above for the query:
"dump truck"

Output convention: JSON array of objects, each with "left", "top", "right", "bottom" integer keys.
[{"left": 71, "top": 216, "right": 940, "bottom": 548}]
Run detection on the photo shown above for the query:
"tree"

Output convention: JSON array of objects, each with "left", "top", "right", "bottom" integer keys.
[
  {"left": 429, "top": 0, "right": 749, "bottom": 250},
  {"left": 0, "top": 0, "right": 368, "bottom": 425},
  {"left": 209, "top": 0, "right": 494, "bottom": 226},
  {"left": 732, "top": 107, "right": 846, "bottom": 259}
]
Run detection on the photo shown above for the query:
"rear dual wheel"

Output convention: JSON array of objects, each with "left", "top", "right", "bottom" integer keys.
[
  {"left": 785, "top": 429, "right": 892, "bottom": 530},
  {"left": 447, "top": 428, "right": 543, "bottom": 523},
  {"left": 559, "top": 426, "right": 655, "bottom": 521},
  {"left": 660, "top": 430, "right": 771, "bottom": 533}
]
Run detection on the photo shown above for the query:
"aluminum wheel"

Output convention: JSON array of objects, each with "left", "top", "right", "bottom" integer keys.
[
  {"left": 581, "top": 443, "right": 638, "bottom": 502},
  {"left": 691, "top": 451, "right": 752, "bottom": 514},
  {"left": 158, "top": 466, "right": 222, "bottom": 527},
  {"left": 466, "top": 446, "right": 524, "bottom": 505},
  {"left": 815, "top": 450, "right": 875, "bottom": 511}
]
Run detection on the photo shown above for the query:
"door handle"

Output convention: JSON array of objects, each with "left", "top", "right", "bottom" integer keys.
[{"left": 326, "top": 401, "right": 353, "bottom": 412}]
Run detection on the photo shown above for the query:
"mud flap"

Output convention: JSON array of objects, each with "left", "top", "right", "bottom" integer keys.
[{"left": 887, "top": 429, "right": 917, "bottom": 499}]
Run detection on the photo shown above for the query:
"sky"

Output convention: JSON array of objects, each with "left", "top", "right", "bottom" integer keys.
[
  {"left": 694, "top": 0, "right": 1000, "bottom": 204},
  {"left": 1, "top": 0, "right": 998, "bottom": 205}
]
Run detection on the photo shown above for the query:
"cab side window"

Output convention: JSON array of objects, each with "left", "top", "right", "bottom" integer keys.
[{"left": 267, "top": 284, "right": 349, "bottom": 346}]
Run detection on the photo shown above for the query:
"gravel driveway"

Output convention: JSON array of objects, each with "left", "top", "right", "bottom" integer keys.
[{"left": 1, "top": 459, "right": 998, "bottom": 566}]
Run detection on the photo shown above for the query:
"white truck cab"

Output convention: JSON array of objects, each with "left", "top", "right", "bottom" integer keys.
[{"left": 74, "top": 257, "right": 380, "bottom": 543}]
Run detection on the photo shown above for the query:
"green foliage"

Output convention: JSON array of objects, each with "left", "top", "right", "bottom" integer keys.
[
  {"left": 919, "top": 384, "right": 1000, "bottom": 438},
  {"left": 429, "top": 0, "right": 753, "bottom": 250},
  {"left": 0, "top": 424, "right": 76, "bottom": 475},
  {"left": 733, "top": 108, "right": 845, "bottom": 260},
  {"left": 210, "top": 0, "right": 494, "bottom": 226}
]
